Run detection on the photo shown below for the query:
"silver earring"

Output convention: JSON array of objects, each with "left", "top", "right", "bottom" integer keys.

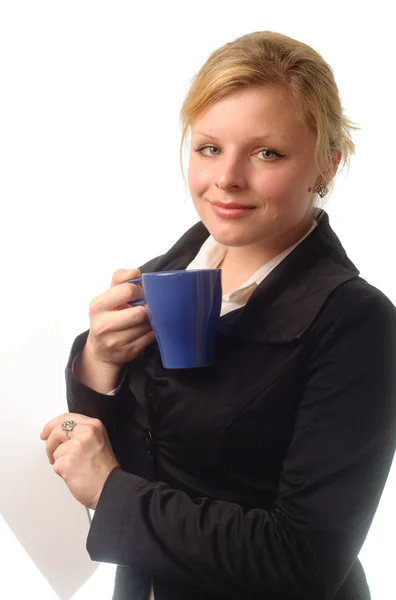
[{"left": 316, "top": 182, "right": 328, "bottom": 198}]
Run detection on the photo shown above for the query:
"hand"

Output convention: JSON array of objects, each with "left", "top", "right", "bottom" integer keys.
[
  {"left": 40, "top": 413, "right": 120, "bottom": 509},
  {"left": 86, "top": 268, "right": 156, "bottom": 367}
]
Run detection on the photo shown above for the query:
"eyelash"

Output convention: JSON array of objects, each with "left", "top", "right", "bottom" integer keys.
[{"left": 194, "top": 145, "right": 285, "bottom": 161}]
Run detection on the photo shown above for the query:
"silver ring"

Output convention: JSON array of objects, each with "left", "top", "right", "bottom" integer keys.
[{"left": 61, "top": 420, "right": 76, "bottom": 440}]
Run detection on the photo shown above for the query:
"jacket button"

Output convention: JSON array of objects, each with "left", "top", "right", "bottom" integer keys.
[{"left": 145, "top": 429, "right": 154, "bottom": 454}]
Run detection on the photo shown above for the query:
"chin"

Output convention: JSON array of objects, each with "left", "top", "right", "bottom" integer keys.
[{"left": 206, "top": 222, "right": 258, "bottom": 248}]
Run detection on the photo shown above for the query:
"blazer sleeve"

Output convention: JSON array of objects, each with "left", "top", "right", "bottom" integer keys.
[
  {"left": 65, "top": 329, "right": 130, "bottom": 424},
  {"left": 86, "top": 290, "right": 396, "bottom": 599}
]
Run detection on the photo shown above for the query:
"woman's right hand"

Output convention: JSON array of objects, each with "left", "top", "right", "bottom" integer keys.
[{"left": 85, "top": 268, "right": 156, "bottom": 368}]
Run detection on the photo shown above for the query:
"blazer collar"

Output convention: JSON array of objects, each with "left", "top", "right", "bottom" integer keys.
[{"left": 143, "top": 210, "right": 360, "bottom": 343}]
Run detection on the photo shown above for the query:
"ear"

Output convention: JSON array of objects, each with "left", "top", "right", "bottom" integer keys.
[
  {"left": 332, "top": 151, "right": 342, "bottom": 176},
  {"left": 312, "top": 152, "right": 342, "bottom": 191}
]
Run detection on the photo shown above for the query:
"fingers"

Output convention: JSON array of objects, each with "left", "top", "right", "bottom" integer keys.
[
  {"left": 111, "top": 268, "right": 141, "bottom": 288},
  {"left": 91, "top": 323, "right": 155, "bottom": 360},
  {"left": 45, "top": 426, "right": 70, "bottom": 464},
  {"left": 40, "top": 413, "right": 96, "bottom": 441},
  {"left": 52, "top": 438, "right": 69, "bottom": 464},
  {"left": 40, "top": 413, "right": 70, "bottom": 441},
  {"left": 44, "top": 417, "right": 82, "bottom": 464},
  {"left": 122, "top": 328, "right": 156, "bottom": 356},
  {"left": 86, "top": 320, "right": 156, "bottom": 366},
  {"left": 53, "top": 454, "right": 68, "bottom": 479},
  {"left": 90, "top": 280, "right": 144, "bottom": 313},
  {"left": 42, "top": 415, "right": 104, "bottom": 463},
  {"left": 110, "top": 269, "right": 143, "bottom": 311},
  {"left": 90, "top": 306, "right": 152, "bottom": 339}
]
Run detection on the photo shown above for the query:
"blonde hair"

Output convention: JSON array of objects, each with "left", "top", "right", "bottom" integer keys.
[{"left": 179, "top": 31, "right": 358, "bottom": 207}]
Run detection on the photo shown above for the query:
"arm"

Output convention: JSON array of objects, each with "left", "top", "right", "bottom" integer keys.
[
  {"left": 65, "top": 254, "right": 164, "bottom": 418},
  {"left": 86, "top": 291, "right": 396, "bottom": 599},
  {"left": 73, "top": 342, "right": 121, "bottom": 394},
  {"left": 65, "top": 330, "right": 128, "bottom": 422}
]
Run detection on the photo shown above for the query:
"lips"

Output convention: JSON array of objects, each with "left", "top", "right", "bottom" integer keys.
[
  {"left": 208, "top": 200, "right": 256, "bottom": 219},
  {"left": 211, "top": 200, "right": 255, "bottom": 209}
]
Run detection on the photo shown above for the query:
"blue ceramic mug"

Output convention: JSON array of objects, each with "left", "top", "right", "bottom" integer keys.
[{"left": 127, "top": 269, "right": 222, "bottom": 369}]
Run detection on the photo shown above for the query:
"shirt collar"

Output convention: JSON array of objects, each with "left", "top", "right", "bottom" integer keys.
[{"left": 186, "top": 220, "right": 318, "bottom": 301}]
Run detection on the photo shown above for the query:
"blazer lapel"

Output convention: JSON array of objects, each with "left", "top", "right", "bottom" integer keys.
[{"left": 228, "top": 213, "right": 360, "bottom": 342}]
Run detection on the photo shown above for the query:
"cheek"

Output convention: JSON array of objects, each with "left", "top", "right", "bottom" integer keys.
[
  {"left": 188, "top": 162, "right": 212, "bottom": 196},
  {"left": 254, "top": 173, "right": 293, "bottom": 204},
  {"left": 256, "top": 165, "right": 311, "bottom": 202}
]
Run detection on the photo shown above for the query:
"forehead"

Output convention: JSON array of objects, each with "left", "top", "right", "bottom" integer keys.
[{"left": 191, "top": 84, "right": 310, "bottom": 141}]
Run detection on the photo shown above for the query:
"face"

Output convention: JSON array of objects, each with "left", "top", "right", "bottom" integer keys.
[{"left": 188, "top": 84, "right": 321, "bottom": 250}]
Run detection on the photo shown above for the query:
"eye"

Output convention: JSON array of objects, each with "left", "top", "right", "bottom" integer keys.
[
  {"left": 257, "top": 149, "right": 283, "bottom": 160},
  {"left": 194, "top": 145, "right": 220, "bottom": 157}
]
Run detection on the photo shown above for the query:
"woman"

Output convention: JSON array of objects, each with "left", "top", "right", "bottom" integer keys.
[{"left": 41, "top": 31, "right": 396, "bottom": 599}]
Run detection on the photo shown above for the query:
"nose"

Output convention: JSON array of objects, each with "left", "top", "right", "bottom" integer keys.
[{"left": 216, "top": 158, "right": 247, "bottom": 191}]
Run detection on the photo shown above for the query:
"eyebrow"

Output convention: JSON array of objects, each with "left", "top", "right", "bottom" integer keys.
[{"left": 191, "top": 131, "right": 292, "bottom": 142}]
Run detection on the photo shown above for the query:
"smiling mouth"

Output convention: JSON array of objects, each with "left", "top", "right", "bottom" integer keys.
[
  {"left": 210, "top": 200, "right": 256, "bottom": 210},
  {"left": 208, "top": 201, "right": 257, "bottom": 219}
]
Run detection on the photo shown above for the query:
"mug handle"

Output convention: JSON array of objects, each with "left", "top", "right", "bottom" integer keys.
[{"left": 126, "top": 278, "right": 146, "bottom": 306}]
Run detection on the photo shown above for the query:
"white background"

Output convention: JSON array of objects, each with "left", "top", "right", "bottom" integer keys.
[{"left": 0, "top": 1, "right": 395, "bottom": 598}]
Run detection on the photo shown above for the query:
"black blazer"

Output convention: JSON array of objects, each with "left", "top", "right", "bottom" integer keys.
[{"left": 66, "top": 210, "right": 396, "bottom": 600}]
